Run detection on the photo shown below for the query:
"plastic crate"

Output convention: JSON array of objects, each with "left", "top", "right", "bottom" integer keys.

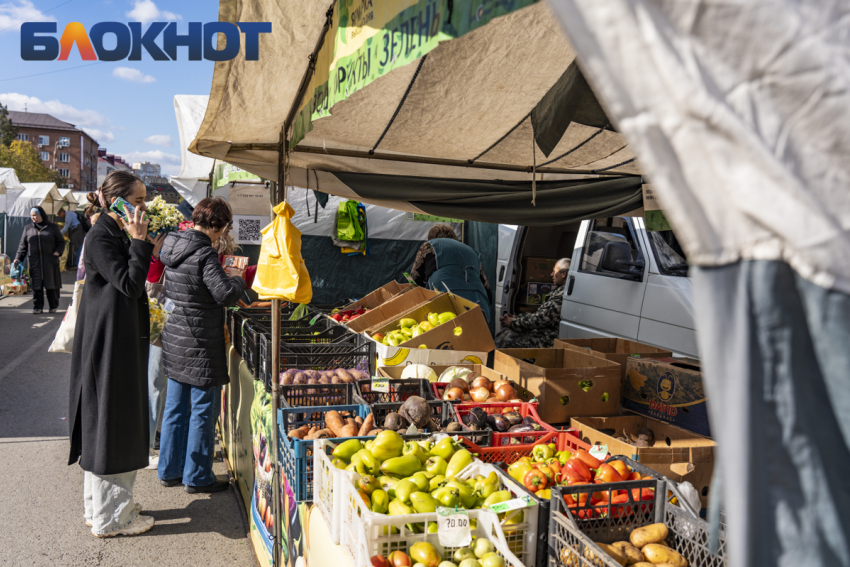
[
  {"left": 340, "top": 460, "right": 536, "bottom": 567},
  {"left": 452, "top": 402, "right": 557, "bottom": 446},
  {"left": 279, "top": 382, "right": 356, "bottom": 408},
  {"left": 460, "top": 429, "right": 591, "bottom": 465},
  {"left": 243, "top": 322, "right": 264, "bottom": 377},
  {"left": 259, "top": 333, "right": 374, "bottom": 391},
  {"left": 548, "top": 480, "right": 726, "bottom": 567},
  {"left": 278, "top": 404, "right": 371, "bottom": 502},
  {"left": 313, "top": 432, "right": 490, "bottom": 545},
  {"left": 353, "top": 378, "right": 437, "bottom": 405},
  {"left": 368, "top": 399, "right": 450, "bottom": 433}
]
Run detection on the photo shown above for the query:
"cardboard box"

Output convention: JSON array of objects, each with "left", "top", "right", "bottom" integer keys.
[
  {"left": 571, "top": 415, "right": 715, "bottom": 508},
  {"left": 554, "top": 338, "right": 672, "bottom": 380},
  {"left": 344, "top": 287, "right": 438, "bottom": 334},
  {"left": 367, "top": 293, "right": 496, "bottom": 368},
  {"left": 622, "top": 357, "right": 711, "bottom": 437},
  {"left": 519, "top": 282, "right": 552, "bottom": 304},
  {"left": 521, "top": 257, "right": 557, "bottom": 283},
  {"left": 494, "top": 348, "right": 620, "bottom": 425},
  {"left": 343, "top": 281, "right": 413, "bottom": 312},
  {"left": 6, "top": 281, "right": 27, "bottom": 295}
]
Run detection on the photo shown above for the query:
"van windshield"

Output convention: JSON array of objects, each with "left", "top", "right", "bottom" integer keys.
[{"left": 648, "top": 230, "right": 688, "bottom": 276}]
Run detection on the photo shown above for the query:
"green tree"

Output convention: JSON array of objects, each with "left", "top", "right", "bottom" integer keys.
[
  {"left": 0, "top": 140, "right": 56, "bottom": 182},
  {"left": 48, "top": 168, "right": 68, "bottom": 187},
  {"left": 0, "top": 104, "right": 17, "bottom": 146}
]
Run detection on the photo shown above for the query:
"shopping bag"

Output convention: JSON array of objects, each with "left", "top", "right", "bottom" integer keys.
[
  {"left": 253, "top": 202, "right": 312, "bottom": 303},
  {"left": 48, "top": 279, "right": 84, "bottom": 353}
]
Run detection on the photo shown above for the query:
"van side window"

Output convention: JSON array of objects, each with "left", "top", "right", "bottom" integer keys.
[{"left": 579, "top": 218, "right": 643, "bottom": 278}]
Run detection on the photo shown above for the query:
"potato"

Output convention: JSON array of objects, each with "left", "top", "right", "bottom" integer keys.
[
  {"left": 641, "top": 544, "right": 687, "bottom": 567},
  {"left": 612, "top": 541, "right": 645, "bottom": 565},
  {"left": 630, "top": 523, "right": 669, "bottom": 549},
  {"left": 586, "top": 543, "right": 628, "bottom": 566},
  {"left": 633, "top": 564, "right": 656, "bottom": 567}
]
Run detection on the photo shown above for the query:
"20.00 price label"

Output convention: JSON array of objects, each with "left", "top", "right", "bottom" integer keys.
[{"left": 436, "top": 506, "right": 471, "bottom": 547}]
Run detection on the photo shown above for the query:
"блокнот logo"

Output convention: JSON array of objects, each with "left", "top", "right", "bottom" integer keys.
[{"left": 21, "top": 22, "right": 271, "bottom": 61}]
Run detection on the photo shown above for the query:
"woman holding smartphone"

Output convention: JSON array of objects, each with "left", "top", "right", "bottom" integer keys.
[{"left": 68, "top": 170, "right": 166, "bottom": 538}]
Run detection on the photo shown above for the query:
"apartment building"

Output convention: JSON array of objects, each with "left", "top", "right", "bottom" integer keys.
[{"left": 9, "top": 111, "right": 99, "bottom": 192}]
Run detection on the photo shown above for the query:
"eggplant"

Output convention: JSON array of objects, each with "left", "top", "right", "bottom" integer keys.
[
  {"left": 464, "top": 408, "right": 488, "bottom": 431},
  {"left": 502, "top": 411, "right": 523, "bottom": 427},
  {"left": 508, "top": 423, "right": 535, "bottom": 433},
  {"left": 486, "top": 414, "right": 510, "bottom": 432}
]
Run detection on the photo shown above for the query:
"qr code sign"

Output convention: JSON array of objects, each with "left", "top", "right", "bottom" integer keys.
[{"left": 237, "top": 219, "right": 262, "bottom": 243}]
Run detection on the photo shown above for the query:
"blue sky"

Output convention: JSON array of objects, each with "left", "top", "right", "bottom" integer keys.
[{"left": 0, "top": 0, "right": 219, "bottom": 174}]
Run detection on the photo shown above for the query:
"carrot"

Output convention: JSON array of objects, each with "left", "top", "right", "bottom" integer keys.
[
  {"left": 251, "top": 301, "right": 272, "bottom": 308},
  {"left": 358, "top": 413, "right": 374, "bottom": 436},
  {"left": 339, "top": 424, "right": 358, "bottom": 438},
  {"left": 288, "top": 425, "right": 309, "bottom": 439},
  {"left": 325, "top": 411, "right": 345, "bottom": 436}
]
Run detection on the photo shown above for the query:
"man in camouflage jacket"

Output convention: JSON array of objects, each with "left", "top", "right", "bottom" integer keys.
[{"left": 495, "top": 258, "right": 570, "bottom": 348}]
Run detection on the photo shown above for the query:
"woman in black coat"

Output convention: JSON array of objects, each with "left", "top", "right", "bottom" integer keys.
[
  {"left": 13, "top": 205, "right": 65, "bottom": 313},
  {"left": 68, "top": 171, "right": 165, "bottom": 538},
  {"left": 158, "top": 197, "right": 245, "bottom": 493}
]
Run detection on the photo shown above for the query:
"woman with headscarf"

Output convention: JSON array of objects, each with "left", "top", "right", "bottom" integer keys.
[{"left": 13, "top": 206, "right": 65, "bottom": 314}]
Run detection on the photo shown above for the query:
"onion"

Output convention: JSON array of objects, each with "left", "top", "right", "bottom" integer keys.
[
  {"left": 495, "top": 383, "right": 517, "bottom": 402},
  {"left": 493, "top": 380, "right": 510, "bottom": 391},
  {"left": 449, "top": 377, "right": 470, "bottom": 394},
  {"left": 443, "top": 387, "right": 464, "bottom": 401},
  {"left": 470, "top": 387, "right": 490, "bottom": 403},
  {"left": 464, "top": 394, "right": 472, "bottom": 401},
  {"left": 471, "top": 376, "right": 493, "bottom": 392}
]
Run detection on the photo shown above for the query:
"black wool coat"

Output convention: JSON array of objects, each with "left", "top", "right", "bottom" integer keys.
[
  {"left": 68, "top": 213, "right": 154, "bottom": 475},
  {"left": 15, "top": 222, "right": 65, "bottom": 290},
  {"left": 160, "top": 230, "right": 245, "bottom": 388}
]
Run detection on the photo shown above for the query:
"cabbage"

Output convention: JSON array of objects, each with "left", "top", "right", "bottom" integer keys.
[
  {"left": 438, "top": 366, "right": 474, "bottom": 383},
  {"left": 400, "top": 364, "right": 439, "bottom": 383}
]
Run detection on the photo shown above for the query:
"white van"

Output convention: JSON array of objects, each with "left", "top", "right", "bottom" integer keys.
[{"left": 497, "top": 216, "right": 697, "bottom": 357}]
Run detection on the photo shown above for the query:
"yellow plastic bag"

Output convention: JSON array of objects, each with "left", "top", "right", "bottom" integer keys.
[{"left": 253, "top": 201, "right": 313, "bottom": 302}]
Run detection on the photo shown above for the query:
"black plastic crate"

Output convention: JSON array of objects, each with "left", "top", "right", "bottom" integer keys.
[
  {"left": 364, "top": 400, "right": 488, "bottom": 442},
  {"left": 352, "top": 378, "right": 437, "bottom": 405},
  {"left": 279, "top": 381, "right": 357, "bottom": 408},
  {"left": 259, "top": 334, "right": 375, "bottom": 391}
]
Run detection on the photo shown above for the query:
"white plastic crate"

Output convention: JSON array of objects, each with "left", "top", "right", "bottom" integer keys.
[
  {"left": 340, "top": 478, "right": 526, "bottom": 567},
  {"left": 314, "top": 437, "right": 361, "bottom": 544},
  {"left": 339, "top": 459, "right": 538, "bottom": 567}
]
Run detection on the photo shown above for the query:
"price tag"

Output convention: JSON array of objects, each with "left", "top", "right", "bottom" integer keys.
[
  {"left": 309, "top": 314, "right": 321, "bottom": 326},
  {"left": 487, "top": 497, "right": 532, "bottom": 514},
  {"left": 436, "top": 506, "right": 471, "bottom": 547},
  {"left": 371, "top": 377, "right": 389, "bottom": 393},
  {"left": 589, "top": 444, "right": 608, "bottom": 460}
]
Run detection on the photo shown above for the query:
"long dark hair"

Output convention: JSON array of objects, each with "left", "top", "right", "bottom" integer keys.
[{"left": 85, "top": 170, "right": 144, "bottom": 217}]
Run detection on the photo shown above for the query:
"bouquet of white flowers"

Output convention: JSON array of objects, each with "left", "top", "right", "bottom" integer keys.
[{"left": 145, "top": 196, "right": 183, "bottom": 239}]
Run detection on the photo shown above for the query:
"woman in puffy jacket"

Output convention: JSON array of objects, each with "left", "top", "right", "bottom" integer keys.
[{"left": 157, "top": 197, "right": 246, "bottom": 493}]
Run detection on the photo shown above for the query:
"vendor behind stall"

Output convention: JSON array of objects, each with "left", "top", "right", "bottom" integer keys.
[
  {"left": 496, "top": 258, "right": 570, "bottom": 348},
  {"left": 409, "top": 224, "right": 491, "bottom": 322}
]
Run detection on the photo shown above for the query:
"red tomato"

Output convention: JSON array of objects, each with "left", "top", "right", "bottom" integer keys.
[{"left": 574, "top": 449, "right": 603, "bottom": 470}]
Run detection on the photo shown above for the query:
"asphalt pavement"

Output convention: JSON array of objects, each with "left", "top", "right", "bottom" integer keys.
[{"left": 0, "top": 271, "right": 256, "bottom": 567}]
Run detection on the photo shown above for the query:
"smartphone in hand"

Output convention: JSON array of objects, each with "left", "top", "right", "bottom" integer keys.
[{"left": 110, "top": 197, "right": 144, "bottom": 222}]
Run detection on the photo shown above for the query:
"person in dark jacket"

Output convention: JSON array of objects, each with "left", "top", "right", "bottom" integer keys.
[
  {"left": 68, "top": 170, "right": 165, "bottom": 538},
  {"left": 158, "top": 197, "right": 246, "bottom": 493},
  {"left": 13, "top": 206, "right": 65, "bottom": 314},
  {"left": 409, "top": 224, "right": 492, "bottom": 322}
]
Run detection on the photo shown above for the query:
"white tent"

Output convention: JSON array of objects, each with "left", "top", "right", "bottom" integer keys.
[
  {"left": 0, "top": 168, "right": 24, "bottom": 214},
  {"left": 10, "top": 183, "right": 65, "bottom": 217},
  {"left": 58, "top": 189, "right": 79, "bottom": 212},
  {"left": 171, "top": 95, "right": 215, "bottom": 207}
]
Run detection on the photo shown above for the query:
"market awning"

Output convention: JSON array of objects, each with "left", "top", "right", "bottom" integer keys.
[
  {"left": 189, "top": 1, "right": 640, "bottom": 218},
  {"left": 10, "top": 183, "right": 65, "bottom": 217},
  {"left": 171, "top": 95, "right": 215, "bottom": 207}
]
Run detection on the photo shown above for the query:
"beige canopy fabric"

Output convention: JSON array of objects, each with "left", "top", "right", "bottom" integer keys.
[
  {"left": 190, "top": 0, "right": 638, "bottom": 211},
  {"left": 10, "top": 183, "right": 66, "bottom": 216},
  {"left": 58, "top": 189, "right": 78, "bottom": 212}
]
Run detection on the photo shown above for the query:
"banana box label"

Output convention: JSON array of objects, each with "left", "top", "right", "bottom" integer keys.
[{"left": 622, "top": 358, "right": 711, "bottom": 438}]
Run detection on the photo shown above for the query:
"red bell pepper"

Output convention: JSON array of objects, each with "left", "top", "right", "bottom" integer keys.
[
  {"left": 628, "top": 471, "right": 642, "bottom": 481},
  {"left": 595, "top": 463, "right": 626, "bottom": 484},
  {"left": 560, "top": 466, "right": 585, "bottom": 486},
  {"left": 574, "top": 449, "right": 603, "bottom": 470},
  {"left": 523, "top": 469, "right": 548, "bottom": 493},
  {"left": 565, "top": 457, "right": 592, "bottom": 482}
]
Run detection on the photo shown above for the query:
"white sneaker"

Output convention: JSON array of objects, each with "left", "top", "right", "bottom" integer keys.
[
  {"left": 86, "top": 503, "right": 141, "bottom": 527},
  {"left": 93, "top": 514, "right": 154, "bottom": 538},
  {"left": 145, "top": 449, "right": 159, "bottom": 470}
]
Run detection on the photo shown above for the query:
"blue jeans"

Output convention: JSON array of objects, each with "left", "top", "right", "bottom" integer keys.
[
  {"left": 72, "top": 245, "right": 82, "bottom": 269},
  {"left": 148, "top": 345, "right": 166, "bottom": 448},
  {"left": 157, "top": 379, "right": 220, "bottom": 487}
]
